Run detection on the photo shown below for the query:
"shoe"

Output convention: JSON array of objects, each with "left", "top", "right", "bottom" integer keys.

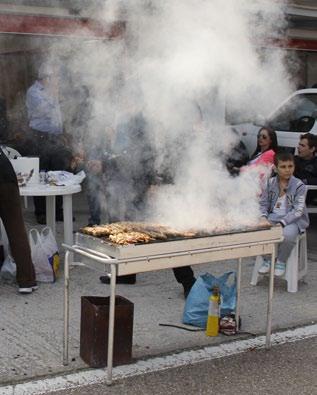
[
  {"left": 35, "top": 214, "right": 46, "bottom": 225},
  {"left": 183, "top": 278, "right": 196, "bottom": 298},
  {"left": 100, "top": 274, "right": 136, "bottom": 284},
  {"left": 18, "top": 284, "right": 38, "bottom": 294},
  {"left": 274, "top": 261, "right": 286, "bottom": 277},
  {"left": 258, "top": 259, "right": 271, "bottom": 274}
]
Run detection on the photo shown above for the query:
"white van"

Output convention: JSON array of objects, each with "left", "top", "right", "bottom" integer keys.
[{"left": 233, "top": 88, "right": 317, "bottom": 156}]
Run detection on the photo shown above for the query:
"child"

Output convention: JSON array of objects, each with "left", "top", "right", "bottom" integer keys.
[{"left": 258, "top": 152, "right": 309, "bottom": 276}]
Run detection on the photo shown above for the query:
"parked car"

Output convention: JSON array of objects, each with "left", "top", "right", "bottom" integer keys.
[{"left": 232, "top": 88, "right": 317, "bottom": 156}]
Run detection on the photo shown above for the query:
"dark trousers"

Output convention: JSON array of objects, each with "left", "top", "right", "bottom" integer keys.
[
  {"left": 86, "top": 172, "right": 103, "bottom": 225},
  {"left": 0, "top": 182, "right": 36, "bottom": 286},
  {"left": 173, "top": 266, "right": 195, "bottom": 286},
  {"left": 24, "top": 130, "right": 72, "bottom": 216}
]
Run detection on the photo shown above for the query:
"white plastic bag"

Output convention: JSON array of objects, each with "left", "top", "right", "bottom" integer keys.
[
  {"left": 41, "top": 227, "right": 60, "bottom": 280},
  {"left": 0, "top": 254, "right": 16, "bottom": 281},
  {"left": 29, "top": 228, "right": 56, "bottom": 283}
]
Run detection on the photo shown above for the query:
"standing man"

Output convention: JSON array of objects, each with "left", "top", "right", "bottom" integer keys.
[
  {"left": 294, "top": 133, "right": 317, "bottom": 205},
  {"left": 25, "top": 62, "right": 73, "bottom": 224}
]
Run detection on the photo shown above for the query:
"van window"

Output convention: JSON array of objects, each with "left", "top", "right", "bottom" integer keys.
[{"left": 268, "top": 94, "right": 317, "bottom": 132}]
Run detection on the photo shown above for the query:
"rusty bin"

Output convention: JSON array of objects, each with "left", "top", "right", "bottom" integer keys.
[{"left": 80, "top": 295, "right": 134, "bottom": 368}]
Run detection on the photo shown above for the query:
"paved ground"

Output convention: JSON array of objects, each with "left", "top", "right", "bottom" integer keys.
[
  {"left": 46, "top": 335, "right": 317, "bottom": 395},
  {"left": 0, "top": 190, "right": 317, "bottom": 387}
]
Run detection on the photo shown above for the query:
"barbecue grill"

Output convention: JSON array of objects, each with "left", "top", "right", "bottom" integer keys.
[{"left": 63, "top": 223, "right": 283, "bottom": 384}]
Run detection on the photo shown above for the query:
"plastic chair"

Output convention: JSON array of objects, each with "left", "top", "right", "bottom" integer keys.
[
  {"left": 250, "top": 232, "right": 308, "bottom": 293},
  {"left": 0, "top": 144, "right": 21, "bottom": 159},
  {"left": 1, "top": 145, "right": 29, "bottom": 208}
]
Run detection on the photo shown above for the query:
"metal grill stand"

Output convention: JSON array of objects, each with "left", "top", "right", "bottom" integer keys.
[{"left": 62, "top": 225, "right": 283, "bottom": 385}]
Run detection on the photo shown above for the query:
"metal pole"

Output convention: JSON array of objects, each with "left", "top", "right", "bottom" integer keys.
[
  {"left": 236, "top": 258, "right": 242, "bottom": 331},
  {"left": 63, "top": 250, "right": 70, "bottom": 365},
  {"left": 63, "top": 194, "right": 74, "bottom": 263},
  {"left": 106, "top": 263, "right": 117, "bottom": 385},
  {"left": 266, "top": 243, "right": 276, "bottom": 349}
]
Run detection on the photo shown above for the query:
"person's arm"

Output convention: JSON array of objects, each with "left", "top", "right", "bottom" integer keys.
[
  {"left": 305, "top": 159, "right": 317, "bottom": 185},
  {"left": 253, "top": 150, "right": 275, "bottom": 166},
  {"left": 259, "top": 179, "right": 271, "bottom": 218},
  {"left": 279, "top": 182, "right": 307, "bottom": 227}
]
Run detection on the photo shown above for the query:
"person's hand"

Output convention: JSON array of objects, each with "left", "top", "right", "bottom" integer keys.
[
  {"left": 70, "top": 154, "right": 84, "bottom": 171},
  {"left": 87, "top": 160, "right": 103, "bottom": 174},
  {"left": 258, "top": 217, "right": 271, "bottom": 227}
]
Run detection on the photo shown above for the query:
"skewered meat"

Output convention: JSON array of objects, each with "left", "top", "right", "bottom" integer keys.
[
  {"left": 81, "top": 223, "right": 128, "bottom": 237},
  {"left": 109, "top": 231, "right": 154, "bottom": 245},
  {"left": 80, "top": 221, "right": 269, "bottom": 245},
  {"left": 81, "top": 221, "right": 201, "bottom": 244}
]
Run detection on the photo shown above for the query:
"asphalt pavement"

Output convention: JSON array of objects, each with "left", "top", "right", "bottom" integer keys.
[
  {"left": 0, "top": 190, "right": 317, "bottom": 388},
  {"left": 46, "top": 335, "right": 317, "bottom": 395}
]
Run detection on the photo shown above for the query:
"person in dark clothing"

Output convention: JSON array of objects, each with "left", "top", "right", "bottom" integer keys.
[
  {"left": 99, "top": 112, "right": 195, "bottom": 295},
  {"left": 0, "top": 147, "right": 37, "bottom": 293},
  {"left": 99, "top": 112, "right": 154, "bottom": 285},
  {"left": 294, "top": 133, "right": 317, "bottom": 205}
]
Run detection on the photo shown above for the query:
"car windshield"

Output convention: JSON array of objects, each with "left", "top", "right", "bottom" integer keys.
[{"left": 268, "top": 93, "right": 317, "bottom": 132}]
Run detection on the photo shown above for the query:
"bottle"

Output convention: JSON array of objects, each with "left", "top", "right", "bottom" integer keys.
[
  {"left": 39, "top": 171, "right": 46, "bottom": 184},
  {"left": 206, "top": 286, "right": 220, "bottom": 337}
]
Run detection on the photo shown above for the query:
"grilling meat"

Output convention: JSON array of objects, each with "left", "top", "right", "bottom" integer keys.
[
  {"left": 109, "top": 231, "right": 154, "bottom": 245},
  {"left": 80, "top": 222, "right": 199, "bottom": 244}
]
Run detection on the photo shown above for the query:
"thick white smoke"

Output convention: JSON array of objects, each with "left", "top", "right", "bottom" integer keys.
[{"left": 43, "top": 0, "right": 291, "bottom": 230}]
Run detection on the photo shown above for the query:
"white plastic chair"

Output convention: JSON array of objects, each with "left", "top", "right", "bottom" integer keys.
[
  {"left": 250, "top": 231, "right": 308, "bottom": 293},
  {"left": 0, "top": 144, "right": 21, "bottom": 159}
]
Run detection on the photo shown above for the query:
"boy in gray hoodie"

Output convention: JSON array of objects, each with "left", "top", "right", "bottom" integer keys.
[{"left": 258, "top": 152, "right": 309, "bottom": 276}]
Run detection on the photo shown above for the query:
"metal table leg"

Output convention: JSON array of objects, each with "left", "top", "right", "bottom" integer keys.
[
  {"left": 106, "top": 263, "right": 117, "bottom": 385},
  {"left": 266, "top": 244, "right": 276, "bottom": 349},
  {"left": 46, "top": 195, "right": 56, "bottom": 235},
  {"left": 63, "top": 250, "right": 70, "bottom": 365},
  {"left": 63, "top": 194, "right": 74, "bottom": 263},
  {"left": 236, "top": 258, "right": 242, "bottom": 331},
  {"left": 63, "top": 195, "right": 73, "bottom": 246}
]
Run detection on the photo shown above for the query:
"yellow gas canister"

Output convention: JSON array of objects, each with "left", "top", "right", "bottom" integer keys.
[{"left": 205, "top": 286, "right": 220, "bottom": 337}]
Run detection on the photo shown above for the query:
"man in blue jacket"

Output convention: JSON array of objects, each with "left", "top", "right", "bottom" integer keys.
[{"left": 25, "top": 63, "right": 72, "bottom": 224}]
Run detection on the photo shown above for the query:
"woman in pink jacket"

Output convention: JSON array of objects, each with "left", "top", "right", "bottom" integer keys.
[
  {"left": 247, "top": 127, "right": 278, "bottom": 168},
  {"left": 239, "top": 127, "right": 278, "bottom": 191}
]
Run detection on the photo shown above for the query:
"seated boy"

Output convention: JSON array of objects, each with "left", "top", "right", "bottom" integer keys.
[{"left": 258, "top": 152, "right": 309, "bottom": 276}]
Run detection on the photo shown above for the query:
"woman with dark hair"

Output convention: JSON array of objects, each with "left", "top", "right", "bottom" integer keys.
[
  {"left": 239, "top": 127, "right": 278, "bottom": 191},
  {"left": 248, "top": 127, "right": 278, "bottom": 167}
]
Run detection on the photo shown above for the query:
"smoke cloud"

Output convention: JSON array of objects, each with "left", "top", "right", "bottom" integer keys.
[{"left": 41, "top": 0, "right": 291, "bottom": 230}]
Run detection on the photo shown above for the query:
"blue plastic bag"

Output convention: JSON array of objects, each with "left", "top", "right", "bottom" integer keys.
[{"left": 183, "top": 271, "right": 237, "bottom": 328}]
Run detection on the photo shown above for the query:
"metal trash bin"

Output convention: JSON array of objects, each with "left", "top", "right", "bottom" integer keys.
[{"left": 80, "top": 295, "right": 134, "bottom": 368}]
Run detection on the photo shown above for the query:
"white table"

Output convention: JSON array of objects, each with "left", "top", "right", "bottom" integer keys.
[{"left": 19, "top": 184, "right": 81, "bottom": 246}]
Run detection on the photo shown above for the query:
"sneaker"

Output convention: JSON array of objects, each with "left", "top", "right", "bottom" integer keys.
[
  {"left": 18, "top": 284, "right": 38, "bottom": 294},
  {"left": 274, "top": 261, "right": 286, "bottom": 277},
  {"left": 258, "top": 259, "right": 271, "bottom": 274}
]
